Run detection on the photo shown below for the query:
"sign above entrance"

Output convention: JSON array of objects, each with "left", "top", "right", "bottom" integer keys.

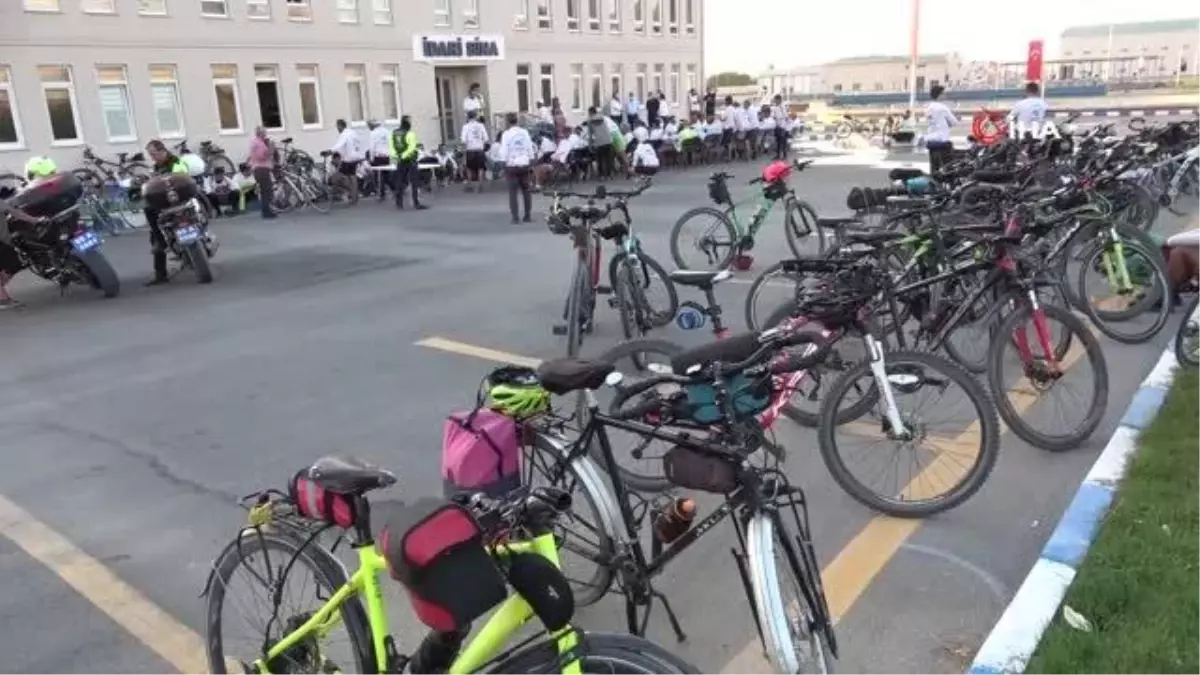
[{"left": 413, "top": 34, "right": 505, "bottom": 62}]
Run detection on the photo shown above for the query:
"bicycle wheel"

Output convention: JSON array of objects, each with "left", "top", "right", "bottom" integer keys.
[
  {"left": 669, "top": 206, "right": 738, "bottom": 271},
  {"left": 564, "top": 259, "right": 590, "bottom": 358},
  {"left": 1174, "top": 295, "right": 1199, "bottom": 368},
  {"left": 1075, "top": 239, "right": 1171, "bottom": 345},
  {"left": 747, "top": 513, "right": 834, "bottom": 674},
  {"left": 819, "top": 349, "right": 1000, "bottom": 517},
  {"left": 745, "top": 262, "right": 802, "bottom": 332},
  {"left": 491, "top": 632, "right": 700, "bottom": 673},
  {"left": 205, "top": 529, "right": 374, "bottom": 674},
  {"left": 784, "top": 198, "right": 824, "bottom": 259},
  {"left": 987, "top": 302, "right": 1108, "bottom": 452},
  {"left": 305, "top": 180, "right": 332, "bottom": 214},
  {"left": 209, "top": 153, "right": 238, "bottom": 177},
  {"left": 607, "top": 251, "right": 679, "bottom": 329},
  {"left": 613, "top": 266, "right": 641, "bottom": 346}
]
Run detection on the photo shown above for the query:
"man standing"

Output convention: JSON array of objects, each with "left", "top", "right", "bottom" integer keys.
[
  {"left": 331, "top": 119, "right": 365, "bottom": 205},
  {"left": 608, "top": 93, "right": 624, "bottom": 126},
  {"left": 770, "top": 95, "right": 789, "bottom": 159},
  {"left": 460, "top": 110, "right": 489, "bottom": 193},
  {"left": 1008, "top": 81, "right": 1048, "bottom": 141},
  {"left": 499, "top": 112, "right": 535, "bottom": 224},
  {"left": 143, "top": 140, "right": 190, "bottom": 285},
  {"left": 688, "top": 88, "right": 701, "bottom": 121},
  {"left": 390, "top": 116, "right": 427, "bottom": 210},
  {"left": 463, "top": 83, "right": 485, "bottom": 123},
  {"left": 646, "top": 92, "right": 661, "bottom": 129},
  {"left": 923, "top": 84, "right": 958, "bottom": 175},
  {"left": 704, "top": 87, "right": 717, "bottom": 119},
  {"left": 367, "top": 120, "right": 392, "bottom": 201},
  {"left": 625, "top": 92, "right": 641, "bottom": 127},
  {"left": 587, "top": 106, "right": 617, "bottom": 180},
  {"left": 248, "top": 126, "right": 277, "bottom": 219}
]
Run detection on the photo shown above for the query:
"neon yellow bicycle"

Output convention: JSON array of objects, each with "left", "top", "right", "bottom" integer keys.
[{"left": 203, "top": 457, "right": 698, "bottom": 674}]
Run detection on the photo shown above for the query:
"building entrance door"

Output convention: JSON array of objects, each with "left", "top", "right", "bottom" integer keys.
[{"left": 434, "top": 71, "right": 457, "bottom": 146}]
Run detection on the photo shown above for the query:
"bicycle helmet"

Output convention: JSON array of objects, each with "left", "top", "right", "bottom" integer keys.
[
  {"left": 25, "top": 156, "right": 57, "bottom": 180},
  {"left": 485, "top": 366, "right": 550, "bottom": 418}
]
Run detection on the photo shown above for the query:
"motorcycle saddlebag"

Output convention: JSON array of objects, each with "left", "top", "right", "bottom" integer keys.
[
  {"left": 10, "top": 173, "right": 84, "bottom": 218},
  {"left": 142, "top": 174, "right": 200, "bottom": 211}
]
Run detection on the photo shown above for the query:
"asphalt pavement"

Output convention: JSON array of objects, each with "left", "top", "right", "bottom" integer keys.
[{"left": 0, "top": 159, "right": 1189, "bottom": 674}]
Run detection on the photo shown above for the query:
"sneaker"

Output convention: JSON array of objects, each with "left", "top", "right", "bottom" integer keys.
[
  {"left": 522, "top": 214, "right": 532, "bottom": 223},
  {"left": 144, "top": 276, "right": 170, "bottom": 287},
  {"left": 414, "top": 203, "right": 429, "bottom": 210}
]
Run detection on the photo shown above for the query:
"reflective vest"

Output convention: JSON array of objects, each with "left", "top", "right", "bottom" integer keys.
[{"left": 389, "top": 129, "right": 419, "bottom": 161}]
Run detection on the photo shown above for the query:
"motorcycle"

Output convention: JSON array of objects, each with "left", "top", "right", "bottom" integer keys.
[
  {"left": 142, "top": 175, "right": 217, "bottom": 284},
  {"left": 3, "top": 174, "right": 121, "bottom": 298}
]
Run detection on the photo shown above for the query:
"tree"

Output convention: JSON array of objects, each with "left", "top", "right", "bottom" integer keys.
[{"left": 706, "top": 71, "right": 755, "bottom": 89}]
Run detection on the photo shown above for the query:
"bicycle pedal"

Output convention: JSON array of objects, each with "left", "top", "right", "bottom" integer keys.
[
  {"left": 552, "top": 324, "right": 568, "bottom": 336},
  {"left": 596, "top": 285, "right": 613, "bottom": 295}
]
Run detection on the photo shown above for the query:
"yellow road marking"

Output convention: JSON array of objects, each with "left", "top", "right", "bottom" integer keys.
[
  {"left": 0, "top": 493, "right": 207, "bottom": 674},
  {"left": 415, "top": 337, "right": 542, "bottom": 368}
]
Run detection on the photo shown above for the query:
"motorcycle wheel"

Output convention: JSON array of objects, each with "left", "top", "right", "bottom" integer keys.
[
  {"left": 76, "top": 249, "right": 121, "bottom": 298},
  {"left": 186, "top": 242, "right": 214, "bottom": 284}
]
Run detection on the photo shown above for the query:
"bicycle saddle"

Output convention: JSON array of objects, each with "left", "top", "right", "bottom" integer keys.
[
  {"left": 669, "top": 269, "right": 732, "bottom": 289},
  {"left": 307, "top": 456, "right": 397, "bottom": 495},
  {"left": 320, "top": 150, "right": 334, "bottom": 157},
  {"left": 199, "top": 140, "right": 214, "bottom": 149},
  {"left": 888, "top": 167, "right": 925, "bottom": 181},
  {"left": 536, "top": 358, "right": 615, "bottom": 395},
  {"left": 117, "top": 152, "right": 129, "bottom": 163},
  {"left": 281, "top": 137, "right": 294, "bottom": 144}
]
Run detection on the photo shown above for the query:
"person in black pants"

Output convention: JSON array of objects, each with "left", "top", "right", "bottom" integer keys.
[
  {"left": 392, "top": 116, "right": 426, "bottom": 210},
  {"left": 923, "top": 84, "right": 958, "bottom": 177},
  {"left": 499, "top": 113, "right": 535, "bottom": 223}
]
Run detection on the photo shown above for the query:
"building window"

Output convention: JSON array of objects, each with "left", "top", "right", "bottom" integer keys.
[
  {"left": 83, "top": 0, "right": 116, "bottom": 13},
  {"left": 873, "top": 82, "right": 883, "bottom": 91},
  {"left": 610, "top": 64, "right": 622, "bottom": 99},
  {"left": 539, "top": 64, "right": 554, "bottom": 107},
  {"left": 651, "top": 0, "right": 661, "bottom": 34},
  {"left": 297, "top": 64, "right": 322, "bottom": 128},
  {"left": 570, "top": 64, "right": 583, "bottom": 111},
  {"left": 516, "top": 64, "right": 532, "bottom": 113},
  {"left": 566, "top": 0, "right": 579, "bottom": 30},
  {"left": 286, "top": 0, "right": 311, "bottom": 21},
  {"left": 635, "top": 64, "right": 646, "bottom": 101},
  {"left": 536, "top": 0, "right": 551, "bottom": 29},
  {"left": 96, "top": 66, "right": 136, "bottom": 142},
  {"left": 138, "top": 0, "right": 167, "bottom": 14},
  {"left": 667, "top": 0, "right": 677, "bottom": 34},
  {"left": 669, "top": 63, "right": 680, "bottom": 104},
  {"left": 607, "top": 0, "right": 619, "bottom": 31},
  {"left": 589, "top": 65, "right": 602, "bottom": 109},
  {"left": 463, "top": 0, "right": 479, "bottom": 27},
  {"left": 201, "top": 0, "right": 228, "bottom": 17},
  {"left": 587, "top": 0, "right": 600, "bottom": 30},
  {"left": 38, "top": 66, "right": 80, "bottom": 144},
  {"left": 0, "top": 67, "right": 26, "bottom": 149},
  {"left": 514, "top": 0, "right": 529, "bottom": 28},
  {"left": 685, "top": 0, "right": 694, "bottom": 33},
  {"left": 23, "top": 0, "right": 60, "bottom": 11},
  {"left": 373, "top": 0, "right": 391, "bottom": 23},
  {"left": 652, "top": 64, "right": 664, "bottom": 96},
  {"left": 633, "top": 0, "right": 643, "bottom": 32},
  {"left": 832, "top": 84, "right": 842, "bottom": 93},
  {"left": 254, "top": 64, "right": 284, "bottom": 130},
  {"left": 380, "top": 64, "right": 400, "bottom": 121},
  {"left": 915, "top": 75, "right": 925, "bottom": 90},
  {"left": 337, "top": 0, "right": 358, "bottom": 23},
  {"left": 851, "top": 82, "right": 861, "bottom": 92},
  {"left": 434, "top": 0, "right": 450, "bottom": 26},
  {"left": 247, "top": 0, "right": 270, "bottom": 19},
  {"left": 210, "top": 64, "right": 242, "bottom": 133},
  {"left": 149, "top": 64, "right": 184, "bottom": 138},
  {"left": 345, "top": 64, "right": 367, "bottom": 124},
  {"left": 685, "top": 63, "right": 697, "bottom": 94}
]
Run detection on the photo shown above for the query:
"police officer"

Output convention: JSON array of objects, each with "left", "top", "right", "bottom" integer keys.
[
  {"left": 389, "top": 116, "right": 427, "bottom": 210},
  {"left": 143, "top": 139, "right": 190, "bottom": 285}
]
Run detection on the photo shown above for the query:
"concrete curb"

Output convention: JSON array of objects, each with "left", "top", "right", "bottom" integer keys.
[{"left": 966, "top": 347, "right": 1181, "bottom": 675}]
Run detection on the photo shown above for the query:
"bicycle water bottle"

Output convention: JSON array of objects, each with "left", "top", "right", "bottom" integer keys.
[
  {"left": 749, "top": 204, "right": 768, "bottom": 227},
  {"left": 653, "top": 498, "right": 697, "bottom": 544}
]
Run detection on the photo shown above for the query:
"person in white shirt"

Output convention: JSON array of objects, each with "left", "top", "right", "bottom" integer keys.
[
  {"left": 769, "top": 94, "right": 789, "bottom": 159},
  {"left": 632, "top": 141, "right": 659, "bottom": 176},
  {"left": 720, "top": 96, "right": 738, "bottom": 155},
  {"left": 366, "top": 120, "right": 393, "bottom": 201},
  {"left": 648, "top": 121, "right": 665, "bottom": 145},
  {"left": 1008, "top": 81, "right": 1049, "bottom": 141},
  {"left": 537, "top": 101, "right": 553, "bottom": 124},
  {"left": 608, "top": 94, "right": 624, "bottom": 125},
  {"left": 499, "top": 113, "right": 536, "bottom": 223},
  {"left": 625, "top": 93, "right": 641, "bottom": 126},
  {"left": 331, "top": 118, "right": 365, "bottom": 204},
  {"left": 923, "top": 84, "right": 958, "bottom": 175},
  {"left": 741, "top": 101, "right": 760, "bottom": 159},
  {"left": 688, "top": 89, "right": 701, "bottom": 119},
  {"left": 532, "top": 133, "right": 558, "bottom": 189},
  {"left": 552, "top": 135, "right": 573, "bottom": 166},
  {"left": 460, "top": 110, "right": 489, "bottom": 192},
  {"left": 658, "top": 94, "right": 672, "bottom": 124},
  {"left": 463, "top": 82, "right": 485, "bottom": 120},
  {"left": 664, "top": 119, "right": 679, "bottom": 143},
  {"left": 202, "top": 167, "right": 239, "bottom": 217}
]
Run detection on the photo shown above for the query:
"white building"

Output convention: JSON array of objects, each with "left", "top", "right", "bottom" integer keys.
[
  {"left": 1059, "top": 18, "right": 1199, "bottom": 80},
  {"left": 0, "top": 0, "right": 704, "bottom": 170}
]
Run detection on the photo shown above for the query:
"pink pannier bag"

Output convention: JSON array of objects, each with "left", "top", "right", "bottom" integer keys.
[{"left": 441, "top": 408, "right": 522, "bottom": 498}]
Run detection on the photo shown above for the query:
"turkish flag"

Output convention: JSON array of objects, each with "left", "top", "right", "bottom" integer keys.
[
  {"left": 1026, "top": 40, "right": 1045, "bottom": 82},
  {"left": 972, "top": 110, "right": 1008, "bottom": 146}
]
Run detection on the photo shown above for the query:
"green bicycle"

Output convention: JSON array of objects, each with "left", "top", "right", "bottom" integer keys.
[
  {"left": 203, "top": 457, "right": 697, "bottom": 674},
  {"left": 669, "top": 159, "right": 822, "bottom": 271}
]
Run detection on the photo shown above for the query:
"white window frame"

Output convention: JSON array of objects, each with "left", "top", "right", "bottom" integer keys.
[
  {"left": 650, "top": 0, "right": 661, "bottom": 34},
  {"left": 433, "top": 0, "right": 450, "bottom": 26},
  {"left": 95, "top": 65, "right": 138, "bottom": 143},
  {"left": 39, "top": 65, "right": 83, "bottom": 146},
  {"left": 373, "top": 0, "right": 392, "bottom": 24},
  {"left": 539, "top": 64, "right": 554, "bottom": 107},
  {"left": 570, "top": 64, "right": 583, "bottom": 112},
  {"left": 669, "top": 63, "right": 680, "bottom": 106},
  {"left": 336, "top": 0, "right": 358, "bottom": 23},
  {"left": 286, "top": 0, "right": 312, "bottom": 22},
  {"left": 607, "top": 0, "right": 619, "bottom": 31},
  {"left": 296, "top": 64, "right": 323, "bottom": 129},
  {"left": 589, "top": 66, "right": 602, "bottom": 110},
  {"left": 23, "top": 0, "right": 60, "bottom": 12},
  {"left": 632, "top": 0, "right": 643, "bottom": 33},
  {"left": 565, "top": 0, "right": 579, "bottom": 31},
  {"left": 667, "top": 0, "right": 677, "bottom": 34},
  {"left": 536, "top": 0, "right": 551, "bottom": 30},
  {"left": 345, "top": 64, "right": 368, "bottom": 126},
  {"left": 210, "top": 64, "right": 244, "bottom": 135},
  {"left": 609, "top": 64, "right": 622, "bottom": 101},
  {"left": 685, "top": 63, "right": 697, "bottom": 96},
  {"left": 247, "top": 0, "right": 270, "bottom": 19},
  {"left": 254, "top": 64, "right": 285, "bottom": 131},
  {"left": 516, "top": 63, "right": 532, "bottom": 113},
  {"left": 200, "top": 0, "right": 228, "bottom": 18},
  {"left": 635, "top": 67, "right": 645, "bottom": 103},
  {"left": 652, "top": 64, "right": 663, "bottom": 95},
  {"left": 514, "top": 0, "right": 529, "bottom": 30},
  {"left": 137, "top": 0, "right": 167, "bottom": 16},
  {"left": 0, "top": 66, "right": 27, "bottom": 151},
  {"left": 82, "top": 0, "right": 116, "bottom": 14},
  {"left": 463, "top": 0, "right": 479, "bottom": 27},
  {"left": 148, "top": 64, "right": 185, "bottom": 139},
  {"left": 586, "top": 0, "right": 600, "bottom": 31},
  {"left": 684, "top": 0, "right": 694, "bottom": 34},
  {"left": 380, "top": 64, "right": 401, "bottom": 123}
]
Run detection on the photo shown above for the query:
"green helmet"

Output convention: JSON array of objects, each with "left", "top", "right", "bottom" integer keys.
[
  {"left": 25, "top": 156, "right": 57, "bottom": 179},
  {"left": 485, "top": 366, "right": 550, "bottom": 419}
]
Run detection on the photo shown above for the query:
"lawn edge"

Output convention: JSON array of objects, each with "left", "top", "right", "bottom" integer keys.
[{"left": 965, "top": 347, "right": 1181, "bottom": 675}]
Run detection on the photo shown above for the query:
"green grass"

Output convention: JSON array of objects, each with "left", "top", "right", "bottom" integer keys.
[{"left": 1028, "top": 367, "right": 1199, "bottom": 673}]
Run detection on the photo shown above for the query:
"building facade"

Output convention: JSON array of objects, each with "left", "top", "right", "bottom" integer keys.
[
  {"left": 1058, "top": 19, "right": 1199, "bottom": 81},
  {"left": 818, "top": 53, "right": 964, "bottom": 95},
  {"left": 0, "top": 0, "right": 703, "bottom": 169}
]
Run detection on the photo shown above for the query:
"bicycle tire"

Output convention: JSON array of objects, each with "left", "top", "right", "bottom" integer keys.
[
  {"left": 1056, "top": 221, "right": 1163, "bottom": 311},
  {"left": 784, "top": 198, "right": 823, "bottom": 259},
  {"left": 613, "top": 266, "right": 641, "bottom": 349},
  {"left": 607, "top": 251, "right": 679, "bottom": 329},
  {"left": 1174, "top": 295, "right": 1199, "bottom": 368},
  {"left": 1074, "top": 239, "right": 1171, "bottom": 345},
  {"left": 744, "top": 261, "right": 799, "bottom": 332},
  {"left": 565, "top": 259, "right": 589, "bottom": 358},
  {"left": 747, "top": 513, "right": 835, "bottom": 674},
  {"left": 669, "top": 206, "right": 738, "bottom": 271},
  {"left": 987, "top": 302, "right": 1108, "bottom": 452},
  {"left": 489, "top": 631, "right": 700, "bottom": 673},
  {"left": 818, "top": 349, "right": 1001, "bottom": 517},
  {"left": 205, "top": 529, "right": 375, "bottom": 674}
]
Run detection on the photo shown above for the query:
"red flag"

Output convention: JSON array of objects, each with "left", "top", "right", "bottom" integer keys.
[{"left": 1026, "top": 40, "right": 1044, "bottom": 82}]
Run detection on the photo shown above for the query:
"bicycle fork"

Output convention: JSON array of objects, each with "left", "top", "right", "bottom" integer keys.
[
  {"left": 1011, "top": 290, "right": 1062, "bottom": 373},
  {"left": 865, "top": 335, "right": 911, "bottom": 439},
  {"left": 1099, "top": 229, "right": 1135, "bottom": 294}
]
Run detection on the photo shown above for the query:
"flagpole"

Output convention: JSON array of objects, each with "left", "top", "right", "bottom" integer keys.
[
  {"left": 907, "top": 0, "right": 920, "bottom": 110},
  {"left": 1105, "top": 24, "right": 1115, "bottom": 81}
]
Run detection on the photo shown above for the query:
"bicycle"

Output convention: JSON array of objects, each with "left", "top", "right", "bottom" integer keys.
[
  {"left": 669, "top": 159, "right": 821, "bottom": 272},
  {"left": 173, "top": 139, "right": 237, "bottom": 176},
  {"left": 203, "top": 459, "right": 698, "bottom": 674}
]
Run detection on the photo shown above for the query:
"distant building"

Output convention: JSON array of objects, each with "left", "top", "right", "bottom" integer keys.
[
  {"left": 757, "top": 65, "right": 821, "bottom": 97},
  {"left": 818, "top": 53, "right": 964, "bottom": 95},
  {"left": 1058, "top": 18, "right": 1199, "bottom": 80}
]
